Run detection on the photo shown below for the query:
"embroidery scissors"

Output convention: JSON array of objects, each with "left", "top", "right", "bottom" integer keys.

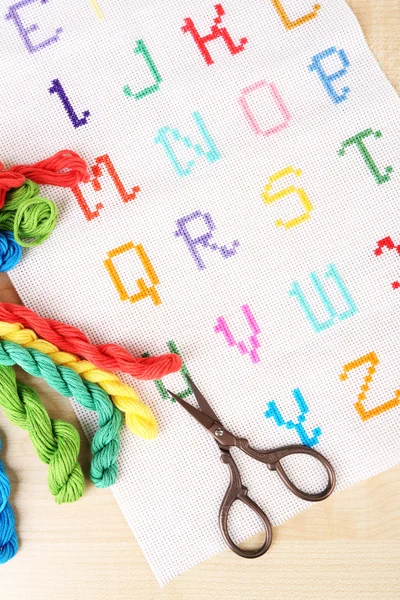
[{"left": 168, "top": 377, "right": 336, "bottom": 559}]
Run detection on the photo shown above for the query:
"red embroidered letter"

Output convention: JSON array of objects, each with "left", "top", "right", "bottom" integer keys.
[
  {"left": 374, "top": 236, "right": 400, "bottom": 290},
  {"left": 72, "top": 154, "right": 140, "bottom": 221},
  {"left": 182, "top": 4, "right": 248, "bottom": 66}
]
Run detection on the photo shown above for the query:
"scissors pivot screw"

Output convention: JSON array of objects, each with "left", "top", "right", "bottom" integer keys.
[{"left": 215, "top": 428, "right": 224, "bottom": 437}]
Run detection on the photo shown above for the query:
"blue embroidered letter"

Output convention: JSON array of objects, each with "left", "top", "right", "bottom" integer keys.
[
  {"left": 308, "top": 47, "right": 350, "bottom": 104},
  {"left": 264, "top": 388, "right": 322, "bottom": 447}
]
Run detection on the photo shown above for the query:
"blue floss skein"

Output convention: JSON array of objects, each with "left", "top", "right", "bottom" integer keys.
[
  {"left": 0, "top": 231, "right": 22, "bottom": 272},
  {"left": 0, "top": 439, "right": 18, "bottom": 564}
]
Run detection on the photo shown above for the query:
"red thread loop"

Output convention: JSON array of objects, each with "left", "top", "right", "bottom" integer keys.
[
  {"left": 0, "top": 151, "right": 90, "bottom": 208},
  {"left": 0, "top": 164, "right": 25, "bottom": 193},
  {"left": 0, "top": 303, "right": 182, "bottom": 380}
]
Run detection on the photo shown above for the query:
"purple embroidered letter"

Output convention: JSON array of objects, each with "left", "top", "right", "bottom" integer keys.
[
  {"left": 215, "top": 304, "right": 261, "bottom": 364},
  {"left": 5, "top": 0, "right": 62, "bottom": 54},
  {"left": 49, "top": 79, "right": 90, "bottom": 128},
  {"left": 175, "top": 210, "right": 239, "bottom": 270}
]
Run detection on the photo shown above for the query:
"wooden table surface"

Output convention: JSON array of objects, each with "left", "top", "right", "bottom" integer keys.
[{"left": 1, "top": 2, "right": 400, "bottom": 598}]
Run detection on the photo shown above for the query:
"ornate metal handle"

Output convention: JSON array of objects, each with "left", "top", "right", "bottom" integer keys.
[
  {"left": 219, "top": 450, "right": 273, "bottom": 559},
  {"left": 236, "top": 440, "right": 336, "bottom": 502}
]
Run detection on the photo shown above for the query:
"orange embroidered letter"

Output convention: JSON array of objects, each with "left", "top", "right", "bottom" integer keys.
[
  {"left": 271, "top": 0, "right": 321, "bottom": 30},
  {"left": 340, "top": 352, "right": 400, "bottom": 420},
  {"left": 104, "top": 241, "right": 161, "bottom": 306}
]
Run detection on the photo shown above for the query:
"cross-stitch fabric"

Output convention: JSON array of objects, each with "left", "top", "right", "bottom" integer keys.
[{"left": 3, "top": 0, "right": 400, "bottom": 585}]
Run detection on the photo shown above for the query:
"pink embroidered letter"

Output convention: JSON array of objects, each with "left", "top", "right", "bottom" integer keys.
[
  {"left": 238, "top": 81, "right": 291, "bottom": 137},
  {"left": 214, "top": 304, "right": 261, "bottom": 364}
]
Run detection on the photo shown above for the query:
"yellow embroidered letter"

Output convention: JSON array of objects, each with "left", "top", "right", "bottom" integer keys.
[{"left": 261, "top": 166, "right": 313, "bottom": 229}]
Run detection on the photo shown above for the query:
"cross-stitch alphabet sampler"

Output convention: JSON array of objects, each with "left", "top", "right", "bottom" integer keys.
[{"left": 2, "top": 0, "right": 400, "bottom": 584}]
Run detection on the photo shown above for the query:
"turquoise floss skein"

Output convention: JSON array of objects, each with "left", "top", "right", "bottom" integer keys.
[
  {"left": 0, "top": 439, "right": 18, "bottom": 564},
  {"left": 0, "top": 341, "right": 123, "bottom": 488}
]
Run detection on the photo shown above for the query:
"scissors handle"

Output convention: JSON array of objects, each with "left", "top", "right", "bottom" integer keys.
[
  {"left": 235, "top": 439, "right": 336, "bottom": 502},
  {"left": 219, "top": 450, "right": 272, "bottom": 559}
]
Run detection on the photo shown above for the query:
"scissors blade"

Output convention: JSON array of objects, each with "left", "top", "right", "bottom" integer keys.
[
  {"left": 184, "top": 376, "right": 221, "bottom": 423},
  {"left": 167, "top": 390, "right": 216, "bottom": 432}
]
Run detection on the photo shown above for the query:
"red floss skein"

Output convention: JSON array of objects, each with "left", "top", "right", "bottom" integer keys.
[
  {"left": 0, "top": 150, "right": 90, "bottom": 208},
  {"left": 0, "top": 304, "right": 182, "bottom": 380},
  {"left": 0, "top": 167, "right": 25, "bottom": 207}
]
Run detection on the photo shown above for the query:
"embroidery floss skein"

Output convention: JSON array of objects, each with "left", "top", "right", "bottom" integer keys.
[
  {"left": 0, "top": 231, "right": 22, "bottom": 272},
  {"left": 0, "top": 303, "right": 182, "bottom": 379},
  {"left": 0, "top": 322, "right": 158, "bottom": 438},
  {"left": 0, "top": 180, "right": 58, "bottom": 247},
  {"left": 0, "top": 341, "right": 124, "bottom": 487},
  {"left": 0, "top": 439, "right": 18, "bottom": 564},
  {"left": 0, "top": 150, "right": 89, "bottom": 209},
  {"left": 0, "top": 366, "right": 84, "bottom": 504}
]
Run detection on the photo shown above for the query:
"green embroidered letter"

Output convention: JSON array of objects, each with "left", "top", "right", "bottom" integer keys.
[
  {"left": 338, "top": 128, "right": 393, "bottom": 184},
  {"left": 143, "top": 341, "right": 193, "bottom": 403},
  {"left": 123, "top": 39, "right": 162, "bottom": 100}
]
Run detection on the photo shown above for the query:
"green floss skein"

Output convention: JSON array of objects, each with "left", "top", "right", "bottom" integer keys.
[
  {"left": 0, "top": 179, "right": 58, "bottom": 247},
  {"left": 0, "top": 365, "right": 84, "bottom": 504},
  {"left": 0, "top": 341, "right": 123, "bottom": 488}
]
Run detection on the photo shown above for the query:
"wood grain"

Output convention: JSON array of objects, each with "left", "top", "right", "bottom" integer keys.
[{"left": 1, "top": 1, "right": 400, "bottom": 597}]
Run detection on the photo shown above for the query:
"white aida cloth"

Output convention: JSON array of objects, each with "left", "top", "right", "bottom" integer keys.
[{"left": 2, "top": 0, "right": 400, "bottom": 585}]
